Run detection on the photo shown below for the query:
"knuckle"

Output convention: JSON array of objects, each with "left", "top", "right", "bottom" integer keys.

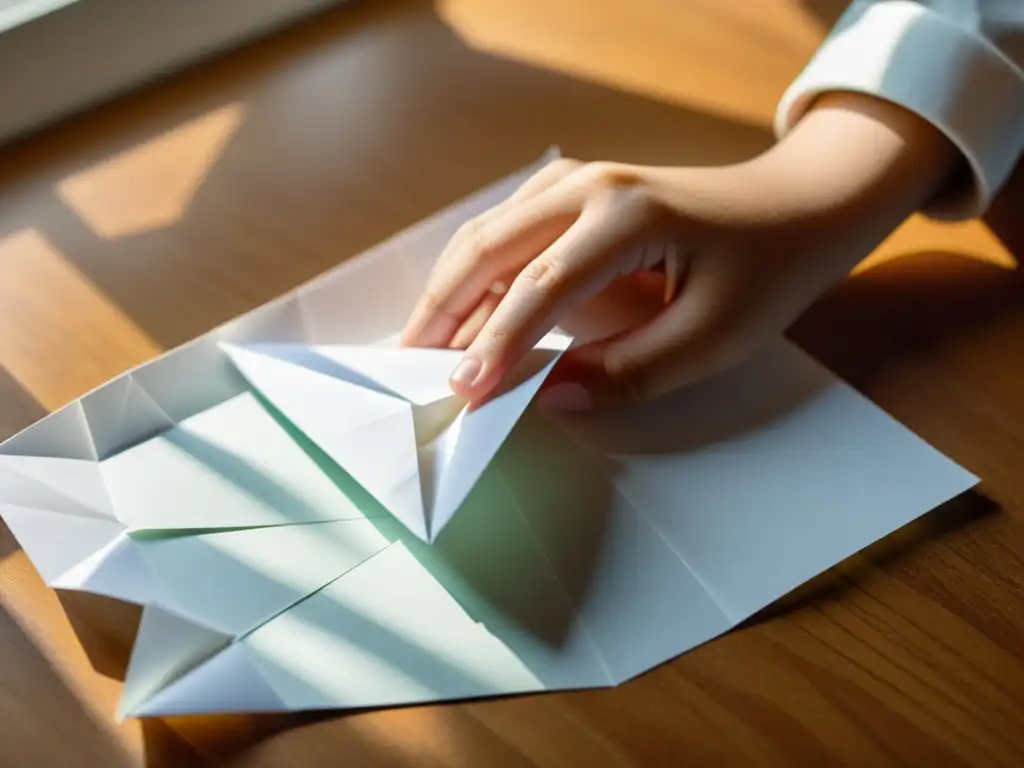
[
  {"left": 451, "top": 218, "right": 497, "bottom": 264},
  {"left": 579, "top": 161, "right": 639, "bottom": 190},
  {"left": 420, "top": 288, "right": 454, "bottom": 317},
  {"left": 450, "top": 216, "right": 483, "bottom": 250},
  {"left": 546, "top": 157, "right": 582, "bottom": 176},
  {"left": 575, "top": 162, "right": 664, "bottom": 217},
  {"left": 521, "top": 259, "right": 555, "bottom": 285},
  {"left": 518, "top": 258, "right": 580, "bottom": 298}
]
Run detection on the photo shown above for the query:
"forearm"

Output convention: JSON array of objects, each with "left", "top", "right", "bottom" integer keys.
[
  {"left": 745, "top": 90, "right": 962, "bottom": 272},
  {"left": 764, "top": 91, "right": 959, "bottom": 217},
  {"left": 642, "top": 90, "right": 961, "bottom": 284}
]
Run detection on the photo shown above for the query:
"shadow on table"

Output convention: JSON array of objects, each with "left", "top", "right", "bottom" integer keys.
[
  {"left": 800, "top": 0, "right": 852, "bottom": 29},
  {"left": 0, "top": 600, "right": 201, "bottom": 766},
  {"left": 0, "top": 367, "right": 49, "bottom": 560},
  {"left": 792, "top": 249, "right": 1024, "bottom": 387}
]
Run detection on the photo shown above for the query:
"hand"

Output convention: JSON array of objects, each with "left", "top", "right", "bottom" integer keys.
[{"left": 402, "top": 93, "right": 959, "bottom": 410}]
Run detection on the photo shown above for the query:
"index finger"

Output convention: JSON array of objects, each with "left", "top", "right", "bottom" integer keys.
[
  {"left": 448, "top": 208, "right": 632, "bottom": 400},
  {"left": 401, "top": 185, "right": 581, "bottom": 349},
  {"left": 401, "top": 159, "right": 582, "bottom": 349}
]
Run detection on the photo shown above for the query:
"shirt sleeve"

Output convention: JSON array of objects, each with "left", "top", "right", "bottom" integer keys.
[{"left": 775, "top": 0, "right": 1024, "bottom": 220}]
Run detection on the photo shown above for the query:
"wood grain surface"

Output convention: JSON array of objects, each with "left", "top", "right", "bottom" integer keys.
[{"left": 0, "top": 1, "right": 1021, "bottom": 765}]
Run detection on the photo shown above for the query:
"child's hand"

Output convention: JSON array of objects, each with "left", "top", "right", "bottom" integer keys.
[{"left": 402, "top": 93, "right": 959, "bottom": 410}]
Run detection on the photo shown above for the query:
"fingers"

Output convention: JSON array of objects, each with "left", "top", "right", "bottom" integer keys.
[
  {"left": 447, "top": 279, "right": 508, "bottom": 349},
  {"left": 537, "top": 259, "right": 754, "bottom": 411},
  {"left": 402, "top": 159, "right": 580, "bottom": 348},
  {"left": 450, "top": 187, "right": 668, "bottom": 400}
]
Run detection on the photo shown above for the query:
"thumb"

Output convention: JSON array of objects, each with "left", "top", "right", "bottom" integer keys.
[{"left": 537, "top": 266, "right": 750, "bottom": 410}]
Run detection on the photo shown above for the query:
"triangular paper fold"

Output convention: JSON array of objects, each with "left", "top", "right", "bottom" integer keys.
[
  {"left": 52, "top": 535, "right": 172, "bottom": 607},
  {"left": 0, "top": 505, "right": 124, "bottom": 584},
  {"left": 220, "top": 333, "right": 570, "bottom": 541},
  {"left": 81, "top": 374, "right": 175, "bottom": 460},
  {"left": 218, "top": 346, "right": 428, "bottom": 539},
  {"left": 119, "top": 605, "right": 234, "bottom": 719},
  {"left": 0, "top": 455, "right": 115, "bottom": 520},
  {"left": 0, "top": 402, "right": 96, "bottom": 461},
  {"left": 123, "top": 629, "right": 287, "bottom": 718}
]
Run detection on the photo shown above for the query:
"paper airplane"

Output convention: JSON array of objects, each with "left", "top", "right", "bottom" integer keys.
[{"left": 219, "top": 334, "right": 570, "bottom": 542}]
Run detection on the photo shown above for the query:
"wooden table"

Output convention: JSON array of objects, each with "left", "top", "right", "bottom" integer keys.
[{"left": 1, "top": 1, "right": 1022, "bottom": 764}]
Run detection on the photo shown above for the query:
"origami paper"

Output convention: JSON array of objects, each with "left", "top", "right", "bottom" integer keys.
[
  {"left": 0, "top": 150, "right": 978, "bottom": 719},
  {"left": 219, "top": 331, "right": 571, "bottom": 542}
]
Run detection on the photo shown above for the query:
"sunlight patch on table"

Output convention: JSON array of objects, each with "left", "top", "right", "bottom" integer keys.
[
  {"left": 856, "top": 216, "right": 1017, "bottom": 274},
  {"left": 56, "top": 102, "right": 246, "bottom": 240},
  {"left": 437, "top": 0, "right": 823, "bottom": 127}
]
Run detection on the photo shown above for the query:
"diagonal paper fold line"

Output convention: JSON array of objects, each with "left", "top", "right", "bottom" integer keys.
[
  {"left": 119, "top": 605, "right": 235, "bottom": 719},
  {"left": 428, "top": 336, "right": 569, "bottom": 540},
  {"left": 81, "top": 374, "right": 176, "bottom": 460},
  {"left": 0, "top": 402, "right": 97, "bottom": 461},
  {"left": 309, "top": 344, "right": 466, "bottom": 405},
  {"left": 125, "top": 641, "right": 286, "bottom": 717},
  {"left": 52, "top": 534, "right": 173, "bottom": 606},
  {"left": 0, "top": 455, "right": 115, "bottom": 521},
  {"left": 0, "top": 505, "right": 125, "bottom": 585}
]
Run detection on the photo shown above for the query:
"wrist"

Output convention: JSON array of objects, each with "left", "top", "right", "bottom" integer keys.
[
  {"left": 754, "top": 90, "right": 962, "bottom": 237},
  {"left": 680, "top": 90, "right": 961, "bottom": 282}
]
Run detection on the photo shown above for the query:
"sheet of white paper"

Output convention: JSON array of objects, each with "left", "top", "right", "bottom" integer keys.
[
  {"left": 0, "top": 505, "right": 123, "bottom": 583},
  {"left": 101, "top": 392, "right": 383, "bottom": 532},
  {"left": 53, "top": 535, "right": 172, "bottom": 606},
  {"left": 310, "top": 344, "right": 466, "bottom": 405},
  {"left": 394, "top": 462, "right": 613, "bottom": 690},
  {"left": 134, "top": 544, "right": 551, "bottom": 716},
  {"left": 0, "top": 401, "right": 97, "bottom": 461},
  {"left": 430, "top": 335, "right": 570, "bottom": 537},
  {"left": 559, "top": 340, "right": 979, "bottom": 624}
]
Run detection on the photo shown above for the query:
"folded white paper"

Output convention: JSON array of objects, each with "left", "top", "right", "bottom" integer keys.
[
  {"left": 219, "top": 332, "right": 570, "bottom": 542},
  {"left": 0, "top": 150, "right": 978, "bottom": 719}
]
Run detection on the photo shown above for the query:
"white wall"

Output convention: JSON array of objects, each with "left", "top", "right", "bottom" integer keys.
[{"left": 0, "top": 0, "right": 347, "bottom": 145}]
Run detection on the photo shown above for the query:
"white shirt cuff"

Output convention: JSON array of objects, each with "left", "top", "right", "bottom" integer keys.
[{"left": 775, "top": 0, "right": 1024, "bottom": 219}]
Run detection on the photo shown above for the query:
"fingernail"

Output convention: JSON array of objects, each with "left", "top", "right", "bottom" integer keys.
[
  {"left": 537, "top": 383, "right": 593, "bottom": 412},
  {"left": 450, "top": 357, "right": 483, "bottom": 389}
]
